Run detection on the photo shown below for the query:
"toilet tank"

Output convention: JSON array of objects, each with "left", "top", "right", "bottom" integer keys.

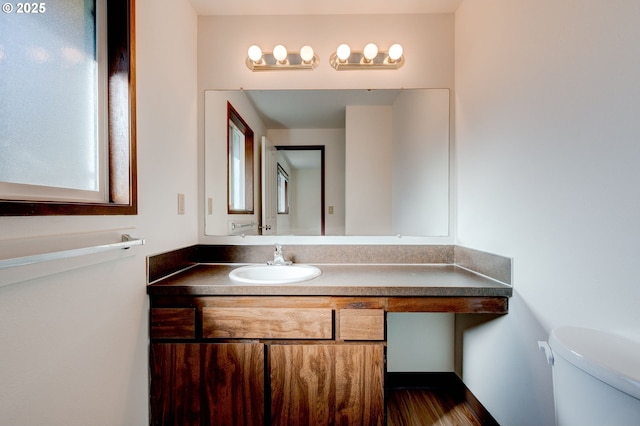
[{"left": 547, "top": 326, "right": 640, "bottom": 426}]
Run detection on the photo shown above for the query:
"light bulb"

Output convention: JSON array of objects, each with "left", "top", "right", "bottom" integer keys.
[
  {"left": 363, "top": 43, "right": 378, "bottom": 61},
  {"left": 388, "top": 43, "right": 403, "bottom": 62},
  {"left": 336, "top": 44, "right": 351, "bottom": 61},
  {"left": 300, "top": 45, "right": 314, "bottom": 63},
  {"left": 273, "top": 44, "right": 288, "bottom": 62},
  {"left": 247, "top": 45, "right": 263, "bottom": 62}
]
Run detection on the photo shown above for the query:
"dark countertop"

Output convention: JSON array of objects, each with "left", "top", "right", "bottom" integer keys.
[{"left": 147, "top": 264, "right": 513, "bottom": 297}]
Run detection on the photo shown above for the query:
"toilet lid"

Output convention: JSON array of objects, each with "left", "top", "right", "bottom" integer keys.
[{"left": 549, "top": 326, "right": 640, "bottom": 400}]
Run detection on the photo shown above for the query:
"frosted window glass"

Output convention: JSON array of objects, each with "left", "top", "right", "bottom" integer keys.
[
  {"left": 228, "top": 121, "right": 246, "bottom": 210},
  {"left": 0, "top": 1, "right": 99, "bottom": 192}
]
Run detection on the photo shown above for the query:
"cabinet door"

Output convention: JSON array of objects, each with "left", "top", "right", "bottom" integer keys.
[
  {"left": 270, "top": 345, "right": 335, "bottom": 425},
  {"left": 150, "top": 343, "right": 265, "bottom": 426},
  {"left": 270, "top": 344, "right": 384, "bottom": 426},
  {"left": 150, "top": 343, "right": 201, "bottom": 426},
  {"left": 203, "top": 343, "right": 265, "bottom": 426},
  {"left": 335, "top": 345, "right": 385, "bottom": 425}
]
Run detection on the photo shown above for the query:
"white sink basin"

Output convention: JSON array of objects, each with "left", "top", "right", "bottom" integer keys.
[{"left": 229, "top": 264, "right": 322, "bottom": 284}]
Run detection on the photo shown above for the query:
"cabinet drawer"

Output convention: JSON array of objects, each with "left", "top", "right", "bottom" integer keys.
[
  {"left": 202, "top": 307, "right": 333, "bottom": 339},
  {"left": 150, "top": 308, "right": 196, "bottom": 339},
  {"left": 339, "top": 309, "right": 385, "bottom": 340}
]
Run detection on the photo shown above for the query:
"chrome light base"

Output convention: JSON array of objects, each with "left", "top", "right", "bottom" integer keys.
[
  {"left": 246, "top": 53, "right": 320, "bottom": 71},
  {"left": 330, "top": 52, "right": 404, "bottom": 70}
]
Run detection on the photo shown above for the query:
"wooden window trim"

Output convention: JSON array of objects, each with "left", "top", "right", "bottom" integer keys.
[
  {"left": 227, "top": 102, "right": 254, "bottom": 215},
  {"left": 277, "top": 163, "right": 289, "bottom": 215},
  {"left": 0, "top": 0, "right": 137, "bottom": 216}
]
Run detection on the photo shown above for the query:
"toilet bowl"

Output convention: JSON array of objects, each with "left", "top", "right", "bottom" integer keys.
[{"left": 540, "top": 326, "right": 640, "bottom": 426}]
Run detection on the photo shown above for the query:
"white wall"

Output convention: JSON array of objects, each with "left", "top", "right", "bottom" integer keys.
[
  {"left": 267, "top": 128, "right": 346, "bottom": 235},
  {"left": 393, "top": 89, "right": 450, "bottom": 236},
  {"left": 455, "top": 1, "right": 640, "bottom": 425},
  {"left": 292, "top": 168, "right": 322, "bottom": 235},
  {"left": 388, "top": 313, "right": 455, "bottom": 372},
  {"left": 345, "top": 105, "right": 393, "bottom": 235},
  {"left": 0, "top": 0, "right": 199, "bottom": 424}
]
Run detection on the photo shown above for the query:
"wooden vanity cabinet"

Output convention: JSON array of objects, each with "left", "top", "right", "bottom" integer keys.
[
  {"left": 149, "top": 298, "right": 387, "bottom": 426},
  {"left": 149, "top": 295, "right": 509, "bottom": 425}
]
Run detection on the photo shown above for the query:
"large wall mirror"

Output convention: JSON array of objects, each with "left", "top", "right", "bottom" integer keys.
[{"left": 204, "top": 89, "right": 450, "bottom": 237}]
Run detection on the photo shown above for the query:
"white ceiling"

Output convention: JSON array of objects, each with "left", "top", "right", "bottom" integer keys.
[
  {"left": 188, "top": 0, "right": 462, "bottom": 16},
  {"left": 279, "top": 149, "right": 322, "bottom": 170},
  {"left": 245, "top": 89, "right": 402, "bottom": 129}
]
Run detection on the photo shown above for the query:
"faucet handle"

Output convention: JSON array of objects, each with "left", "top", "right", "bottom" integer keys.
[{"left": 269, "top": 243, "right": 292, "bottom": 265}]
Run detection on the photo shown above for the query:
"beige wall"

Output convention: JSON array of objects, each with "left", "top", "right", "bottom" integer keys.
[{"left": 197, "top": 14, "right": 454, "bottom": 91}]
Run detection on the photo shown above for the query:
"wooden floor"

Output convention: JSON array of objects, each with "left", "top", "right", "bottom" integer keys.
[
  {"left": 387, "top": 388, "right": 484, "bottom": 426},
  {"left": 386, "top": 373, "right": 499, "bottom": 426}
]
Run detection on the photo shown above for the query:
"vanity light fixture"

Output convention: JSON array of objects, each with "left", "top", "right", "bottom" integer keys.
[
  {"left": 330, "top": 43, "right": 404, "bottom": 70},
  {"left": 246, "top": 44, "right": 319, "bottom": 71}
]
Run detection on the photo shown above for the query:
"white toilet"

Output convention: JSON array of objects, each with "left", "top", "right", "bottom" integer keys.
[{"left": 539, "top": 326, "right": 640, "bottom": 426}]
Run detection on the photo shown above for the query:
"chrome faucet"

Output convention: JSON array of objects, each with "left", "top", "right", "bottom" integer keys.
[{"left": 268, "top": 244, "right": 292, "bottom": 265}]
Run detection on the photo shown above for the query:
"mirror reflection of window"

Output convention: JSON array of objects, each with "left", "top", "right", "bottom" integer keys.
[
  {"left": 229, "top": 121, "right": 245, "bottom": 209},
  {"left": 227, "top": 103, "right": 254, "bottom": 214},
  {"left": 277, "top": 164, "right": 289, "bottom": 214}
]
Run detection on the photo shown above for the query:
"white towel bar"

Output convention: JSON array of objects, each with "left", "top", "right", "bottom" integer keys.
[{"left": 0, "top": 234, "right": 145, "bottom": 269}]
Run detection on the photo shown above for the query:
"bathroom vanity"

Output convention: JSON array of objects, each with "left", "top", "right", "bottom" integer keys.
[{"left": 147, "top": 251, "right": 511, "bottom": 426}]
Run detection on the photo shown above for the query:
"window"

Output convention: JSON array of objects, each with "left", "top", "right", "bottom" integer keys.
[
  {"left": 277, "top": 164, "right": 289, "bottom": 214},
  {"left": 227, "top": 103, "right": 253, "bottom": 214},
  {"left": 0, "top": 0, "right": 136, "bottom": 215}
]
